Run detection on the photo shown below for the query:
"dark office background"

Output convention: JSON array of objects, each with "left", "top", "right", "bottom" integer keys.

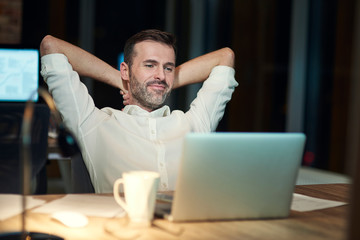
[{"left": 2, "top": 0, "right": 359, "bottom": 175}]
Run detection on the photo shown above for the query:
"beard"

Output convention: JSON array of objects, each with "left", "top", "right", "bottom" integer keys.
[{"left": 129, "top": 73, "right": 172, "bottom": 111}]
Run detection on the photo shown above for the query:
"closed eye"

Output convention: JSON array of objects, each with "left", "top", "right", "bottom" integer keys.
[{"left": 164, "top": 66, "right": 174, "bottom": 72}]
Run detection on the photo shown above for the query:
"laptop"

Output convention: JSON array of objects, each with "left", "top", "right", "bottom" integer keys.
[{"left": 156, "top": 132, "right": 306, "bottom": 222}]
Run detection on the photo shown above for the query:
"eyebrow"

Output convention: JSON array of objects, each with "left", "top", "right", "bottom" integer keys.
[{"left": 144, "top": 59, "right": 175, "bottom": 67}]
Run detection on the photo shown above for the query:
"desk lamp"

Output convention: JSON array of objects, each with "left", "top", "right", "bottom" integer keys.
[{"left": 0, "top": 87, "right": 79, "bottom": 240}]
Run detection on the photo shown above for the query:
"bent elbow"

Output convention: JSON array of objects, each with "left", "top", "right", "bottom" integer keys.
[
  {"left": 219, "top": 47, "right": 235, "bottom": 68},
  {"left": 40, "top": 35, "right": 58, "bottom": 57}
]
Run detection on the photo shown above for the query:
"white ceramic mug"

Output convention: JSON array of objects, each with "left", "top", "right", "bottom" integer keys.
[{"left": 113, "top": 171, "right": 160, "bottom": 225}]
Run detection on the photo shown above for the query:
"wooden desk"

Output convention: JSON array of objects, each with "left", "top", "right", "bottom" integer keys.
[{"left": 0, "top": 184, "right": 350, "bottom": 240}]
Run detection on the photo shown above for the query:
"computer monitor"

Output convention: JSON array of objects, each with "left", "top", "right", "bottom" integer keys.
[
  {"left": 117, "top": 52, "right": 124, "bottom": 70},
  {"left": 0, "top": 48, "right": 39, "bottom": 102}
]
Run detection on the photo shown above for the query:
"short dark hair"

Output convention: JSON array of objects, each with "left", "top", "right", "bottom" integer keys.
[{"left": 124, "top": 29, "right": 177, "bottom": 68}]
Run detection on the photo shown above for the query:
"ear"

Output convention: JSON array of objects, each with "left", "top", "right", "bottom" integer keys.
[
  {"left": 120, "top": 62, "right": 130, "bottom": 81},
  {"left": 120, "top": 62, "right": 131, "bottom": 91}
]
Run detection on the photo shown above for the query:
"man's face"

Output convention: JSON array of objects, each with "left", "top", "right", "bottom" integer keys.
[{"left": 126, "top": 40, "right": 175, "bottom": 111}]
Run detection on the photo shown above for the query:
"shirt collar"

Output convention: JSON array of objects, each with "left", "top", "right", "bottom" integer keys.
[{"left": 122, "top": 105, "right": 171, "bottom": 117}]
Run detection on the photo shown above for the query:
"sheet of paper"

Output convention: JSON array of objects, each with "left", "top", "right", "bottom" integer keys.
[
  {"left": 291, "top": 193, "right": 347, "bottom": 212},
  {"left": 0, "top": 194, "right": 46, "bottom": 221},
  {"left": 32, "top": 194, "right": 125, "bottom": 218}
]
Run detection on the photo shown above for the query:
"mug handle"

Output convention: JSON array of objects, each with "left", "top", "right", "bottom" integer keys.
[{"left": 113, "top": 178, "right": 129, "bottom": 212}]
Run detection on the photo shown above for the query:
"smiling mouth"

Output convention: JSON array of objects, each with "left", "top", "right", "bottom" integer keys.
[
  {"left": 149, "top": 84, "right": 165, "bottom": 90},
  {"left": 147, "top": 81, "right": 168, "bottom": 91}
]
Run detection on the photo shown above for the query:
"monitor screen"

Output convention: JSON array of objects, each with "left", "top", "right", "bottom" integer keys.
[
  {"left": 117, "top": 52, "right": 124, "bottom": 70},
  {"left": 0, "top": 48, "right": 39, "bottom": 102}
]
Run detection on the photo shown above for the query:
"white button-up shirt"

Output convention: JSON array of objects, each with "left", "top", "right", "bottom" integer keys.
[{"left": 41, "top": 53, "right": 238, "bottom": 193}]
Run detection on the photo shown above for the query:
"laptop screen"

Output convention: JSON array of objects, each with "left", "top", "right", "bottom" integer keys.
[{"left": 0, "top": 48, "right": 39, "bottom": 102}]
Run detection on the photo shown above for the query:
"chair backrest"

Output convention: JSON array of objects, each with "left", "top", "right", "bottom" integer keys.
[
  {"left": 71, "top": 153, "right": 95, "bottom": 193},
  {"left": 0, "top": 103, "right": 49, "bottom": 194},
  {"left": 348, "top": 155, "right": 360, "bottom": 240}
]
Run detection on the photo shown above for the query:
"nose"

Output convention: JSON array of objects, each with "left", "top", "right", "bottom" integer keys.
[{"left": 154, "top": 67, "right": 165, "bottom": 80}]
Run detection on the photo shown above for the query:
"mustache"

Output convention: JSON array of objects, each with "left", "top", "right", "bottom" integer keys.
[{"left": 146, "top": 80, "right": 169, "bottom": 88}]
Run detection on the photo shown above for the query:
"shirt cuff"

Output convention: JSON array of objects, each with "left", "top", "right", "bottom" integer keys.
[
  {"left": 209, "top": 65, "right": 235, "bottom": 78},
  {"left": 40, "top": 53, "right": 70, "bottom": 80},
  {"left": 208, "top": 65, "right": 238, "bottom": 88}
]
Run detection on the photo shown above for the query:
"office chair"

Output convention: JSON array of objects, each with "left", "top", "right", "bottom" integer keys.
[
  {"left": 348, "top": 155, "right": 360, "bottom": 240},
  {"left": 0, "top": 103, "right": 49, "bottom": 194},
  {"left": 71, "top": 152, "right": 95, "bottom": 193}
]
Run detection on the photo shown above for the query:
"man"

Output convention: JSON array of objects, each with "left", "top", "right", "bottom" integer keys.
[{"left": 40, "top": 29, "right": 238, "bottom": 193}]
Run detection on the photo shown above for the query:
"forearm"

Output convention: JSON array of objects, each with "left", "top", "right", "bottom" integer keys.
[
  {"left": 173, "top": 47, "right": 235, "bottom": 89},
  {"left": 40, "top": 35, "right": 124, "bottom": 90}
]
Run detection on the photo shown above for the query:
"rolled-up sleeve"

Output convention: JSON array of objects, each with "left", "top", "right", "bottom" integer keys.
[
  {"left": 40, "top": 53, "right": 96, "bottom": 138},
  {"left": 186, "top": 66, "right": 238, "bottom": 132}
]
